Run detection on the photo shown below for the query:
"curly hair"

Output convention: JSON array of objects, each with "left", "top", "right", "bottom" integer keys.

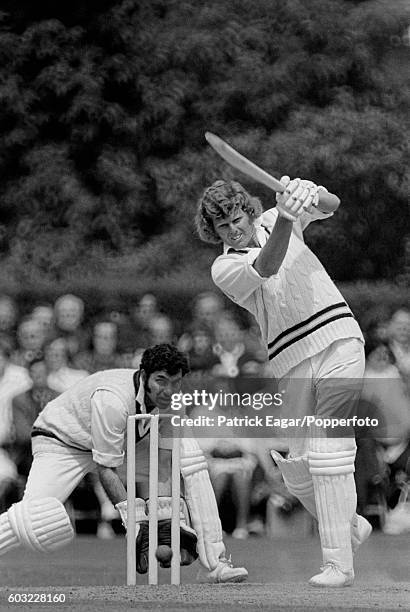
[
  {"left": 195, "top": 180, "right": 263, "bottom": 244},
  {"left": 140, "top": 344, "right": 190, "bottom": 379}
]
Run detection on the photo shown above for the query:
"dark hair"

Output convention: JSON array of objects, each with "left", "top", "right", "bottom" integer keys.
[{"left": 140, "top": 344, "right": 189, "bottom": 378}]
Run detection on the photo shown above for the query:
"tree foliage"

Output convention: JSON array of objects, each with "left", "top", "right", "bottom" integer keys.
[{"left": 0, "top": 0, "right": 408, "bottom": 281}]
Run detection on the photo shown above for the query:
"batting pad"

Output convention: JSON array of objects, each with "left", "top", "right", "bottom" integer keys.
[
  {"left": 7, "top": 497, "right": 74, "bottom": 553},
  {"left": 271, "top": 451, "right": 316, "bottom": 518},
  {"left": 181, "top": 438, "right": 225, "bottom": 571},
  {"left": 309, "top": 439, "right": 356, "bottom": 571}
]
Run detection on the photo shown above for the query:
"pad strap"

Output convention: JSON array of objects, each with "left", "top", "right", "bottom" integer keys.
[
  {"left": 309, "top": 450, "right": 356, "bottom": 475},
  {"left": 309, "top": 438, "right": 356, "bottom": 476},
  {"left": 271, "top": 451, "right": 316, "bottom": 518}
]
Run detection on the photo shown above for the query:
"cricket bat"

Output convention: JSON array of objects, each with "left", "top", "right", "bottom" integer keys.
[{"left": 205, "top": 132, "right": 340, "bottom": 210}]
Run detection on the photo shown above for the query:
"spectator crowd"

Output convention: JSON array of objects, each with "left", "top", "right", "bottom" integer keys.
[{"left": 0, "top": 291, "right": 409, "bottom": 538}]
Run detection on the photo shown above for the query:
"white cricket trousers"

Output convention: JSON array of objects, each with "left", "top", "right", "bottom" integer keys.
[
  {"left": 23, "top": 437, "right": 95, "bottom": 501},
  {"left": 278, "top": 338, "right": 365, "bottom": 457}
]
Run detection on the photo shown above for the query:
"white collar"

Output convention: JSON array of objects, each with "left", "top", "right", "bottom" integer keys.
[{"left": 135, "top": 374, "right": 159, "bottom": 437}]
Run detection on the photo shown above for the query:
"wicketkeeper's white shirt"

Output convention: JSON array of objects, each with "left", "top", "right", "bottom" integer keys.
[
  {"left": 212, "top": 207, "right": 364, "bottom": 378},
  {"left": 33, "top": 369, "right": 173, "bottom": 469}
]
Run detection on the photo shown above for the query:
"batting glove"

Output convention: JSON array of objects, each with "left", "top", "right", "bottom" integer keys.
[{"left": 276, "top": 176, "right": 321, "bottom": 221}]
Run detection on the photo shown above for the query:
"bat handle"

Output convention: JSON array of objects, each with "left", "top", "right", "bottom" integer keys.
[
  {"left": 317, "top": 190, "right": 340, "bottom": 213},
  {"left": 256, "top": 172, "right": 340, "bottom": 211}
]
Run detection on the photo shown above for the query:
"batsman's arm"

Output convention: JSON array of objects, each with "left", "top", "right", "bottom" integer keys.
[
  {"left": 254, "top": 177, "right": 311, "bottom": 276},
  {"left": 253, "top": 216, "right": 293, "bottom": 277}
]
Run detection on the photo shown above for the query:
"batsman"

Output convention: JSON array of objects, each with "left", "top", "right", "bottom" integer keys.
[
  {"left": 0, "top": 344, "right": 247, "bottom": 584},
  {"left": 196, "top": 174, "right": 372, "bottom": 587}
]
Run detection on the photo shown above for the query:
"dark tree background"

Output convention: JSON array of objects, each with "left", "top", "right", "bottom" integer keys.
[{"left": 0, "top": 0, "right": 409, "bottom": 285}]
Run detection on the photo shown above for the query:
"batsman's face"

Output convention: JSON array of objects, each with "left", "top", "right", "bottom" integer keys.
[
  {"left": 146, "top": 370, "right": 183, "bottom": 410},
  {"left": 213, "top": 209, "right": 257, "bottom": 249}
]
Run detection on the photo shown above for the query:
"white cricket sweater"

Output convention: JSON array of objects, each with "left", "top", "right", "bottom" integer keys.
[
  {"left": 212, "top": 208, "right": 364, "bottom": 378},
  {"left": 33, "top": 369, "right": 136, "bottom": 451}
]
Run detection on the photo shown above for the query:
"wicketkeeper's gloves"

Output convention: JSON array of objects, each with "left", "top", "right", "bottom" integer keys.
[
  {"left": 147, "top": 497, "right": 199, "bottom": 569},
  {"left": 115, "top": 498, "right": 150, "bottom": 573},
  {"left": 115, "top": 497, "right": 198, "bottom": 574}
]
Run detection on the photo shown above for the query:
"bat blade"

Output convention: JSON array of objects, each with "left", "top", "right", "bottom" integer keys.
[
  {"left": 205, "top": 132, "right": 285, "bottom": 193},
  {"left": 205, "top": 132, "right": 341, "bottom": 212}
]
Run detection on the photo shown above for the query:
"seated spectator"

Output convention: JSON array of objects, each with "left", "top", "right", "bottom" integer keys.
[
  {"left": 362, "top": 338, "right": 410, "bottom": 440},
  {"left": 129, "top": 293, "right": 160, "bottom": 349},
  {"left": 11, "top": 317, "right": 46, "bottom": 368},
  {"left": 0, "top": 339, "right": 31, "bottom": 510},
  {"left": 106, "top": 309, "right": 136, "bottom": 367},
  {"left": 148, "top": 314, "right": 175, "bottom": 346},
  {"left": 383, "top": 439, "right": 410, "bottom": 513},
  {"left": 364, "top": 338, "right": 399, "bottom": 379},
  {"left": 211, "top": 312, "right": 263, "bottom": 378},
  {"left": 0, "top": 294, "right": 18, "bottom": 351},
  {"left": 74, "top": 321, "right": 121, "bottom": 373},
  {"left": 387, "top": 308, "right": 410, "bottom": 394},
  {"left": 31, "top": 304, "right": 56, "bottom": 344},
  {"left": 11, "top": 358, "right": 59, "bottom": 484},
  {"left": 54, "top": 294, "right": 90, "bottom": 361},
  {"left": 183, "top": 324, "right": 219, "bottom": 376},
  {"left": 178, "top": 293, "right": 219, "bottom": 353},
  {"left": 191, "top": 291, "right": 224, "bottom": 335},
  {"left": 0, "top": 448, "right": 18, "bottom": 513},
  {"left": 45, "top": 338, "right": 89, "bottom": 393},
  {"left": 0, "top": 339, "right": 31, "bottom": 450},
  {"left": 138, "top": 293, "right": 158, "bottom": 320},
  {"left": 361, "top": 304, "right": 391, "bottom": 345}
]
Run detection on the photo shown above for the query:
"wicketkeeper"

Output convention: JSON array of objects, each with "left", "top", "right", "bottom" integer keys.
[
  {"left": 196, "top": 176, "right": 372, "bottom": 587},
  {"left": 0, "top": 344, "right": 247, "bottom": 584}
]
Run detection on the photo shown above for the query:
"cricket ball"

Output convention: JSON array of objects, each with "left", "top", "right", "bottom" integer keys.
[{"left": 155, "top": 544, "right": 173, "bottom": 565}]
